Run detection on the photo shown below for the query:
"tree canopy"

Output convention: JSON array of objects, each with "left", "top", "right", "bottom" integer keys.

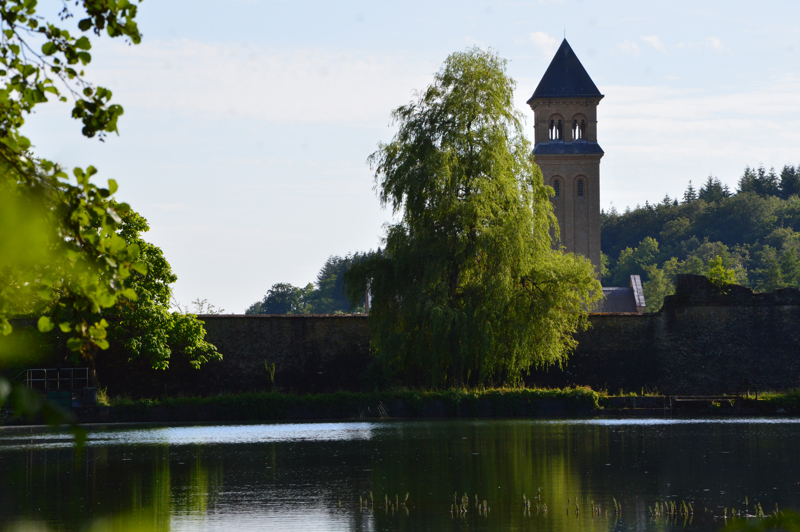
[
  {"left": 0, "top": 1, "right": 216, "bottom": 423},
  {"left": 603, "top": 164, "right": 800, "bottom": 311},
  {"left": 345, "top": 48, "right": 601, "bottom": 388},
  {"left": 103, "top": 210, "right": 221, "bottom": 371},
  {"left": 246, "top": 253, "right": 371, "bottom": 315}
]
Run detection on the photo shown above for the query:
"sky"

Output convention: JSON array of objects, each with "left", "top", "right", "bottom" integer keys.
[{"left": 21, "top": 0, "right": 800, "bottom": 313}]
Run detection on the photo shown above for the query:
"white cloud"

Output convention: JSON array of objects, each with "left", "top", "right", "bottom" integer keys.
[
  {"left": 706, "top": 37, "right": 726, "bottom": 52},
  {"left": 617, "top": 40, "right": 641, "bottom": 57},
  {"left": 676, "top": 37, "right": 728, "bottom": 53},
  {"left": 641, "top": 35, "right": 666, "bottom": 53},
  {"left": 91, "top": 39, "right": 437, "bottom": 125},
  {"left": 528, "top": 31, "right": 559, "bottom": 57}
]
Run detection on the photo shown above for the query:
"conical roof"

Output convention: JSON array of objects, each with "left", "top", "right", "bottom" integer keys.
[{"left": 527, "top": 39, "right": 602, "bottom": 102}]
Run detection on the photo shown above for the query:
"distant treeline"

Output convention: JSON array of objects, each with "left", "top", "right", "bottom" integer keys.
[
  {"left": 603, "top": 164, "right": 800, "bottom": 311},
  {"left": 245, "top": 252, "right": 373, "bottom": 314}
]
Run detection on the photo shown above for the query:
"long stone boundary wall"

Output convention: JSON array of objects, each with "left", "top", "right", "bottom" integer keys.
[{"left": 46, "top": 275, "right": 800, "bottom": 396}]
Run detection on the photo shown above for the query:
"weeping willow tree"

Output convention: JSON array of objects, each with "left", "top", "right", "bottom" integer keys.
[{"left": 346, "top": 48, "right": 602, "bottom": 388}]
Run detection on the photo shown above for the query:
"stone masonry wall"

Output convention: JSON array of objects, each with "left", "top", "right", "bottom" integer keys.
[
  {"left": 95, "top": 315, "right": 372, "bottom": 397},
  {"left": 93, "top": 275, "right": 800, "bottom": 397},
  {"left": 530, "top": 275, "right": 800, "bottom": 394}
]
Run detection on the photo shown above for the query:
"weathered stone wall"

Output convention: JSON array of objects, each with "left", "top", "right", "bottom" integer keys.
[
  {"left": 96, "top": 315, "right": 372, "bottom": 397},
  {"left": 88, "top": 275, "right": 800, "bottom": 396},
  {"left": 531, "top": 275, "right": 800, "bottom": 394}
]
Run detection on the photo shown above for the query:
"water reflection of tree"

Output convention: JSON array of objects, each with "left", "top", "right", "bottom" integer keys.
[{"left": 2, "top": 422, "right": 800, "bottom": 530}]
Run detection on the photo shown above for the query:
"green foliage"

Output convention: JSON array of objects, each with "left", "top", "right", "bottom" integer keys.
[
  {"left": 0, "top": 0, "right": 140, "bottom": 144},
  {"left": 0, "top": 0, "right": 145, "bottom": 352},
  {"left": 265, "top": 361, "right": 276, "bottom": 391},
  {"left": 761, "top": 389, "right": 800, "bottom": 414},
  {"left": 642, "top": 260, "right": 677, "bottom": 312},
  {"left": 0, "top": 158, "right": 145, "bottom": 358},
  {"left": 0, "top": 0, "right": 212, "bottom": 441},
  {"left": 311, "top": 253, "right": 371, "bottom": 313},
  {"left": 611, "top": 236, "right": 660, "bottom": 286},
  {"left": 738, "top": 165, "right": 780, "bottom": 198},
  {"left": 706, "top": 255, "right": 737, "bottom": 289},
  {"left": 698, "top": 175, "right": 731, "bottom": 203},
  {"left": 345, "top": 48, "right": 601, "bottom": 388},
  {"left": 246, "top": 282, "right": 315, "bottom": 314},
  {"left": 780, "top": 165, "right": 800, "bottom": 199},
  {"left": 101, "top": 210, "right": 221, "bottom": 370},
  {"left": 246, "top": 252, "right": 372, "bottom": 314},
  {"left": 682, "top": 180, "right": 697, "bottom": 203},
  {"left": 106, "top": 386, "right": 602, "bottom": 421},
  {"left": 603, "top": 165, "right": 800, "bottom": 311}
]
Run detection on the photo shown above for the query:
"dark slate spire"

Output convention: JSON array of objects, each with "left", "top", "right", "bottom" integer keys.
[{"left": 527, "top": 39, "right": 602, "bottom": 102}]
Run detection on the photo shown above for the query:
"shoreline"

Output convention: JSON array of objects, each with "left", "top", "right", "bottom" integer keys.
[{"left": 3, "top": 388, "right": 798, "bottom": 427}]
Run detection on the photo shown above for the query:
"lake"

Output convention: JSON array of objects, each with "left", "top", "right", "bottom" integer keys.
[{"left": 0, "top": 418, "right": 798, "bottom": 531}]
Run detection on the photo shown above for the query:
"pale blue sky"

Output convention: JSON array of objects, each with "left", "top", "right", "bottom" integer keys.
[{"left": 23, "top": 0, "right": 800, "bottom": 312}]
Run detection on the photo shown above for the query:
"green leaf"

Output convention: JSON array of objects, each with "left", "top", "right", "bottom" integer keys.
[
  {"left": 58, "top": 322, "right": 72, "bottom": 333},
  {"left": 78, "top": 18, "right": 92, "bottom": 31},
  {"left": 37, "top": 316, "right": 55, "bottom": 333},
  {"left": 96, "top": 293, "right": 117, "bottom": 308},
  {"left": 121, "top": 288, "right": 138, "bottom": 301},
  {"left": 107, "top": 178, "right": 118, "bottom": 194},
  {"left": 131, "top": 261, "right": 148, "bottom": 275},
  {"left": 66, "top": 338, "right": 83, "bottom": 352},
  {"left": 1, "top": 319, "right": 11, "bottom": 336},
  {"left": 75, "top": 36, "right": 91, "bottom": 50},
  {"left": 41, "top": 42, "right": 57, "bottom": 55}
]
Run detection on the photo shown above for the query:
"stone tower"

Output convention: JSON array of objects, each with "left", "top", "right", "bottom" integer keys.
[{"left": 527, "top": 39, "right": 603, "bottom": 276}]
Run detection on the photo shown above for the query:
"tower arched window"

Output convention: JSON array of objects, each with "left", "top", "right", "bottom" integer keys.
[
  {"left": 549, "top": 118, "right": 563, "bottom": 140},
  {"left": 571, "top": 116, "right": 588, "bottom": 140},
  {"left": 553, "top": 179, "right": 560, "bottom": 198},
  {"left": 577, "top": 179, "right": 585, "bottom": 198}
]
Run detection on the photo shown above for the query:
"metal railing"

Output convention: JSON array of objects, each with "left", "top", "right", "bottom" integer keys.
[{"left": 13, "top": 368, "right": 90, "bottom": 393}]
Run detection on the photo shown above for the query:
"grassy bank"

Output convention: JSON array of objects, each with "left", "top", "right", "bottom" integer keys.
[
  {"left": 8, "top": 387, "right": 799, "bottom": 426},
  {"left": 101, "top": 387, "right": 800, "bottom": 422},
  {"left": 100, "top": 387, "right": 601, "bottom": 423},
  {"left": 761, "top": 389, "right": 800, "bottom": 414}
]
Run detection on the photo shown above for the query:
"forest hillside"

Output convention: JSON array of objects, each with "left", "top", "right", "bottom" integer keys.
[{"left": 602, "top": 165, "right": 800, "bottom": 311}]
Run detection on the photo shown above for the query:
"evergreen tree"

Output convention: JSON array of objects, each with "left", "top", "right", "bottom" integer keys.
[
  {"left": 780, "top": 165, "right": 800, "bottom": 199},
  {"left": 738, "top": 166, "right": 758, "bottom": 195},
  {"left": 760, "top": 166, "right": 781, "bottom": 197},
  {"left": 682, "top": 180, "right": 697, "bottom": 203},
  {"left": 310, "top": 252, "right": 372, "bottom": 313},
  {"left": 742, "top": 165, "right": 781, "bottom": 197},
  {"left": 698, "top": 175, "right": 730, "bottom": 202}
]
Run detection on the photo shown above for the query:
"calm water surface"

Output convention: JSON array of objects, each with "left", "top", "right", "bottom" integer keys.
[{"left": 0, "top": 418, "right": 798, "bottom": 531}]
